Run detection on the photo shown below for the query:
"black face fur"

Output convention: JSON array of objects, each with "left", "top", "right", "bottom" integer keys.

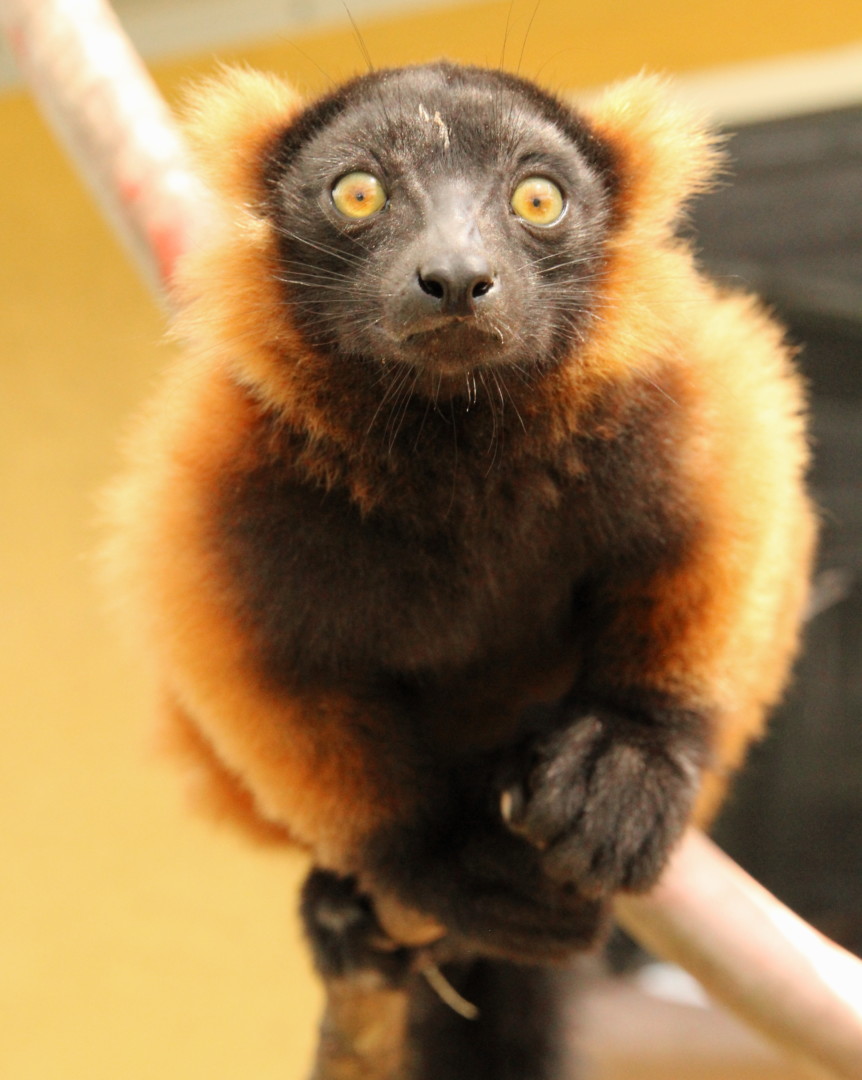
[{"left": 265, "top": 63, "right": 616, "bottom": 396}]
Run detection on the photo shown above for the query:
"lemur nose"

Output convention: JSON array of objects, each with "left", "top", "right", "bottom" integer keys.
[{"left": 417, "top": 254, "right": 495, "bottom": 316}]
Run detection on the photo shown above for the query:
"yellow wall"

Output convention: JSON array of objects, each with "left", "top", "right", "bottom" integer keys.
[
  {"left": 2, "top": 2, "right": 860, "bottom": 1078},
  {"left": 204, "top": 0, "right": 862, "bottom": 99}
]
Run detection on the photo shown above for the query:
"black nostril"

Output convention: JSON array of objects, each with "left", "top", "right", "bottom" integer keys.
[
  {"left": 416, "top": 267, "right": 495, "bottom": 313},
  {"left": 418, "top": 273, "right": 445, "bottom": 300}
]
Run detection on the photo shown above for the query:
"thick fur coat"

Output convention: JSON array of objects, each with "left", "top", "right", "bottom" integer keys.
[{"left": 104, "top": 64, "right": 814, "bottom": 978}]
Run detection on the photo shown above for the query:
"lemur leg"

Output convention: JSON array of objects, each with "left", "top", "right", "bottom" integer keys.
[
  {"left": 302, "top": 871, "right": 584, "bottom": 1080},
  {"left": 301, "top": 869, "right": 417, "bottom": 1080}
]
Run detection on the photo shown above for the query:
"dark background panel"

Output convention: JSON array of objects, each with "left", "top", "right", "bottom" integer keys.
[{"left": 690, "top": 104, "right": 862, "bottom": 956}]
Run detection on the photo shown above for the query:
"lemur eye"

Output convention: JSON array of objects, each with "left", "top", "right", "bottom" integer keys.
[
  {"left": 331, "top": 171, "right": 387, "bottom": 219},
  {"left": 511, "top": 176, "right": 565, "bottom": 226}
]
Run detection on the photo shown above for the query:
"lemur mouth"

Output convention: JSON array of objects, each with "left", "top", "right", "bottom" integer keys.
[{"left": 396, "top": 319, "right": 506, "bottom": 371}]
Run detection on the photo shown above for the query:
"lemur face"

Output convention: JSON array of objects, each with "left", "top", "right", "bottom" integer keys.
[{"left": 266, "top": 64, "right": 616, "bottom": 391}]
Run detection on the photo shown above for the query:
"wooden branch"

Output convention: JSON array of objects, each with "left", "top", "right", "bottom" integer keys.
[{"left": 7, "top": 4, "right": 861, "bottom": 1077}]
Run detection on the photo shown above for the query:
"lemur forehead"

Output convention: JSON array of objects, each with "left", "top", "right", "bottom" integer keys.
[
  {"left": 416, "top": 103, "right": 451, "bottom": 149},
  {"left": 293, "top": 63, "right": 602, "bottom": 170},
  {"left": 338, "top": 66, "right": 571, "bottom": 145}
]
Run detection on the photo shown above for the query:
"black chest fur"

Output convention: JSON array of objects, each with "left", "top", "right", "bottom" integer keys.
[
  {"left": 221, "top": 443, "right": 580, "bottom": 675},
  {"left": 215, "top": 376, "right": 687, "bottom": 750}
]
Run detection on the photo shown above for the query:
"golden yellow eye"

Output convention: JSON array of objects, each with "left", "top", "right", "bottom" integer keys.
[
  {"left": 511, "top": 176, "right": 565, "bottom": 226},
  {"left": 331, "top": 171, "right": 386, "bottom": 219}
]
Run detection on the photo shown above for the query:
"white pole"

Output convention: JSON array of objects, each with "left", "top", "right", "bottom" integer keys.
[
  {"left": 616, "top": 829, "right": 862, "bottom": 1080},
  {"left": 1, "top": 0, "right": 213, "bottom": 298}
]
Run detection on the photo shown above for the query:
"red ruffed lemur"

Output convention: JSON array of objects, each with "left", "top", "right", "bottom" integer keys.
[{"left": 104, "top": 62, "right": 815, "bottom": 1077}]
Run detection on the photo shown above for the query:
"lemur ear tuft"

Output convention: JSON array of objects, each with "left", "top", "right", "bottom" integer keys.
[
  {"left": 582, "top": 73, "right": 724, "bottom": 237},
  {"left": 180, "top": 67, "right": 304, "bottom": 209}
]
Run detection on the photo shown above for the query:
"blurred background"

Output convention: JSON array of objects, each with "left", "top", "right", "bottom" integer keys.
[{"left": 2, "top": 1, "right": 861, "bottom": 1077}]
